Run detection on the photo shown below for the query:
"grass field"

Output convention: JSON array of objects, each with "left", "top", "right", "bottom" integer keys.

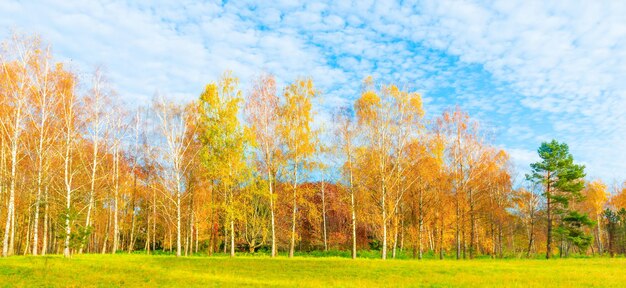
[{"left": 0, "top": 254, "right": 624, "bottom": 287}]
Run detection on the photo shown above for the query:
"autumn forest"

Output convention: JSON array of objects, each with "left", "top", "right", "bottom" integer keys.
[{"left": 2, "top": 32, "right": 626, "bottom": 264}]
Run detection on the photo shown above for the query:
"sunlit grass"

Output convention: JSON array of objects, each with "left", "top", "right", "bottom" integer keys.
[{"left": 0, "top": 254, "right": 623, "bottom": 287}]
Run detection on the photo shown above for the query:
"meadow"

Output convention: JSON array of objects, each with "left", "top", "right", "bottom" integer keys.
[{"left": 1, "top": 253, "right": 624, "bottom": 287}]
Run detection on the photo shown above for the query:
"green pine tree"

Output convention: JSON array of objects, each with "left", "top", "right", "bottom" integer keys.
[{"left": 527, "top": 140, "right": 586, "bottom": 259}]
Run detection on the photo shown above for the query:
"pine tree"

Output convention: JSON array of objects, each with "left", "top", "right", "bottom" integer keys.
[{"left": 527, "top": 140, "right": 586, "bottom": 258}]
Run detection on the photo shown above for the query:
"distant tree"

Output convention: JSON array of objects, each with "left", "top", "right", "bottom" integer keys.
[
  {"left": 109, "top": 103, "right": 129, "bottom": 254},
  {"left": 435, "top": 107, "right": 484, "bottom": 259},
  {"left": 355, "top": 77, "right": 424, "bottom": 260},
  {"left": 334, "top": 109, "right": 358, "bottom": 259},
  {"left": 198, "top": 72, "right": 248, "bottom": 257},
  {"left": 245, "top": 74, "right": 280, "bottom": 257},
  {"left": 278, "top": 78, "right": 318, "bottom": 258},
  {"left": 603, "top": 209, "right": 618, "bottom": 257},
  {"left": 527, "top": 140, "right": 586, "bottom": 259},
  {"left": 582, "top": 180, "right": 608, "bottom": 254},
  {"left": 514, "top": 186, "right": 541, "bottom": 257},
  {"left": 610, "top": 181, "right": 626, "bottom": 210},
  {"left": 603, "top": 208, "right": 626, "bottom": 257},
  {"left": 1, "top": 33, "right": 36, "bottom": 257},
  {"left": 79, "top": 69, "right": 110, "bottom": 254},
  {"left": 153, "top": 96, "right": 196, "bottom": 257},
  {"left": 58, "top": 66, "right": 79, "bottom": 258}
]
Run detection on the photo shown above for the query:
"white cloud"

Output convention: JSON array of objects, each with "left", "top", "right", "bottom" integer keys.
[
  {"left": 408, "top": 1, "right": 626, "bottom": 181},
  {"left": 1, "top": 0, "right": 624, "bottom": 182}
]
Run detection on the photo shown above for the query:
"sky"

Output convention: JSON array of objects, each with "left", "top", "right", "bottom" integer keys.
[{"left": 1, "top": 0, "right": 625, "bottom": 185}]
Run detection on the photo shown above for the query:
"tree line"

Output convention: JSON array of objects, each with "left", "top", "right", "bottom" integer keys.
[{"left": 2, "top": 33, "right": 626, "bottom": 259}]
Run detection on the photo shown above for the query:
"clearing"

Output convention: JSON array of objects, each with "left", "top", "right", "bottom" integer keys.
[{"left": 0, "top": 254, "right": 623, "bottom": 287}]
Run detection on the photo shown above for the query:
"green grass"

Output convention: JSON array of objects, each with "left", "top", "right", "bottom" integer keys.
[{"left": 1, "top": 254, "right": 624, "bottom": 287}]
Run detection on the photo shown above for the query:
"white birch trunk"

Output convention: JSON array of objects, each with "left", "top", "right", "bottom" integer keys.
[
  {"left": 2, "top": 100, "right": 22, "bottom": 257},
  {"left": 112, "top": 144, "right": 120, "bottom": 254},
  {"left": 321, "top": 177, "right": 328, "bottom": 252}
]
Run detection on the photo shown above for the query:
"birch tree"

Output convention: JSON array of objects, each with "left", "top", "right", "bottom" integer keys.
[
  {"left": 334, "top": 109, "right": 358, "bottom": 258},
  {"left": 58, "top": 66, "right": 79, "bottom": 258},
  {"left": 514, "top": 186, "right": 541, "bottom": 257},
  {"left": 79, "top": 69, "right": 110, "bottom": 254},
  {"left": 1, "top": 34, "right": 36, "bottom": 257},
  {"left": 110, "top": 104, "right": 128, "bottom": 254},
  {"left": 436, "top": 108, "right": 485, "bottom": 259},
  {"left": 278, "top": 78, "right": 318, "bottom": 258},
  {"left": 198, "top": 72, "right": 248, "bottom": 257},
  {"left": 582, "top": 180, "right": 608, "bottom": 254},
  {"left": 355, "top": 78, "right": 393, "bottom": 260},
  {"left": 28, "top": 43, "right": 60, "bottom": 256},
  {"left": 245, "top": 74, "right": 280, "bottom": 257},
  {"left": 153, "top": 96, "right": 196, "bottom": 257},
  {"left": 355, "top": 77, "right": 423, "bottom": 259}
]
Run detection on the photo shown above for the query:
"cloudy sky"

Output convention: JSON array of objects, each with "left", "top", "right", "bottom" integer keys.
[{"left": 2, "top": 0, "right": 625, "bottom": 184}]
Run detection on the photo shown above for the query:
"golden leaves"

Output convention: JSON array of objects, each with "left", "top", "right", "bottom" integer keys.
[
  {"left": 583, "top": 180, "right": 608, "bottom": 214},
  {"left": 198, "top": 71, "right": 248, "bottom": 185},
  {"left": 279, "top": 77, "right": 318, "bottom": 162}
]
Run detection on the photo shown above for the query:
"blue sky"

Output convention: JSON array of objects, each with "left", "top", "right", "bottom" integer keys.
[{"left": 2, "top": 1, "right": 625, "bottom": 184}]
